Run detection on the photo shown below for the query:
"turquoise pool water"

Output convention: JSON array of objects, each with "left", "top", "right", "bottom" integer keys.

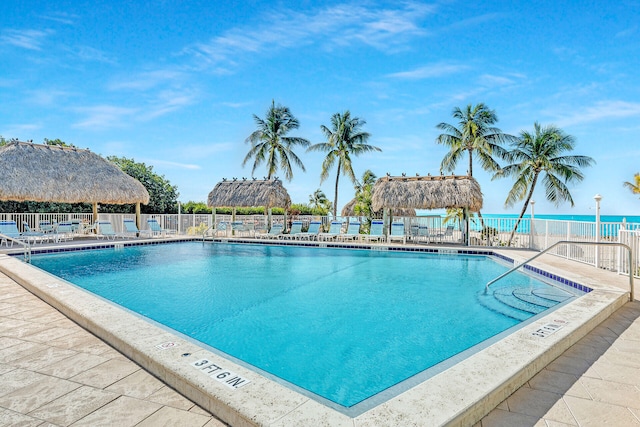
[{"left": 31, "top": 242, "right": 577, "bottom": 409}]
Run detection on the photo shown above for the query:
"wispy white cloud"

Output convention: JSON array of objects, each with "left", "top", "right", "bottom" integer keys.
[
  {"left": 38, "top": 12, "right": 77, "bottom": 25},
  {"left": 615, "top": 26, "right": 637, "bottom": 38},
  {"left": 73, "top": 45, "right": 115, "bottom": 63},
  {"left": 145, "top": 159, "right": 201, "bottom": 170},
  {"left": 0, "top": 29, "right": 53, "bottom": 50},
  {"left": 387, "top": 62, "right": 468, "bottom": 79},
  {"left": 1, "top": 123, "right": 42, "bottom": 138},
  {"left": 555, "top": 100, "right": 640, "bottom": 127},
  {"left": 478, "top": 74, "right": 516, "bottom": 86},
  {"left": 184, "top": 2, "right": 436, "bottom": 71},
  {"left": 178, "top": 143, "right": 235, "bottom": 159},
  {"left": 140, "top": 91, "right": 196, "bottom": 120},
  {"left": 109, "top": 70, "right": 186, "bottom": 91},
  {"left": 27, "top": 89, "right": 75, "bottom": 106},
  {"left": 72, "top": 105, "right": 139, "bottom": 129},
  {"left": 221, "top": 101, "right": 252, "bottom": 109},
  {"left": 73, "top": 90, "right": 196, "bottom": 129}
]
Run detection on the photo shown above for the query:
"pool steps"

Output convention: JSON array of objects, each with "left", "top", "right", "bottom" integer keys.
[{"left": 480, "top": 285, "right": 574, "bottom": 321}]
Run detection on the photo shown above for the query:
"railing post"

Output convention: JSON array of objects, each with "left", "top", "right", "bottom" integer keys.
[{"left": 594, "top": 194, "right": 602, "bottom": 268}]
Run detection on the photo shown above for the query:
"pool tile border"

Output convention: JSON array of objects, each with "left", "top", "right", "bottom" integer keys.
[{"left": 4, "top": 239, "right": 622, "bottom": 426}]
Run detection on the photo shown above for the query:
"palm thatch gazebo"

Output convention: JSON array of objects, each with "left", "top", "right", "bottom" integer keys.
[
  {"left": 371, "top": 174, "right": 483, "bottom": 245},
  {"left": 207, "top": 178, "right": 291, "bottom": 230},
  {"left": 341, "top": 198, "right": 416, "bottom": 217},
  {"left": 0, "top": 141, "right": 150, "bottom": 227}
]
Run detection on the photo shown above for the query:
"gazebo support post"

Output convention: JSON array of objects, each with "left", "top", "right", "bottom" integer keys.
[
  {"left": 135, "top": 203, "right": 141, "bottom": 235},
  {"left": 382, "top": 208, "right": 390, "bottom": 237},
  {"left": 92, "top": 203, "right": 98, "bottom": 233},
  {"left": 463, "top": 207, "right": 470, "bottom": 246},
  {"left": 232, "top": 207, "right": 236, "bottom": 236}
]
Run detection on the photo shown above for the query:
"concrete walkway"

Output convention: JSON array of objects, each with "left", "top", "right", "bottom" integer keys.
[
  {"left": 1, "top": 251, "right": 639, "bottom": 426},
  {"left": 0, "top": 272, "right": 227, "bottom": 427},
  {"left": 479, "top": 299, "right": 640, "bottom": 427}
]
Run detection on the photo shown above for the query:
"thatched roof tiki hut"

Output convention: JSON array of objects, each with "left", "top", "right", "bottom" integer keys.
[
  {"left": 0, "top": 141, "right": 150, "bottom": 228},
  {"left": 207, "top": 178, "right": 292, "bottom": 232},
  {"left": 341, "top": 198, "right": 416, "bottom": 217},
  {"left": 371, "top": 175, "right": 483, "bottom": 245}
]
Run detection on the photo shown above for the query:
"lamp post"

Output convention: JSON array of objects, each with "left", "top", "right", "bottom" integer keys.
[
  {"left": 594, "top": 194, "right": 602, "bottom": 268},
  {"left": 529, "top": 200, "right": 535, "bottom": 249}
]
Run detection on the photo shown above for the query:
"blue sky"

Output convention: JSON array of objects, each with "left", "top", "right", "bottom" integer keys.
[{"left": 1, "top": 0, "right": 639, "bottom": 216}]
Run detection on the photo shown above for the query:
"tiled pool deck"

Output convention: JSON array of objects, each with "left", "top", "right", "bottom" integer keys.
[{"left": 0, "top": 238, "right": 638, "bottom": 426}]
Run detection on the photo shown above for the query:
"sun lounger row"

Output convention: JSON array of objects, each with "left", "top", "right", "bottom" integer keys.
[
  {"left": 250, "top": 220, "right": 407, "bottom": 243},
  {"left": 0, "top": 218, "right": 178, "bottom": 246}
]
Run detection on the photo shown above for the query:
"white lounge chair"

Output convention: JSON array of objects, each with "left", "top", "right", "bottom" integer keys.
[
  {"left": 318, "top": 221, "right": 343, "bottom": 241},
  {"left": 296, "top": 221, "right": 322, "bottom": 240},
  {"left": 362, "top": 220, "right": 385, "bottom": 243},
  {"left": 96, "top": 221, "right": 118, "bottom": 240},
  {"left": 387, "top": 222, "right": 406, "bottom": 244},
  {"left": 257, "top": 223, "right": 284, "bottom": 239},
  {"left": 337, "top": 221, "right": 361, "bottom": 241},
  {"left": 0, "top": 220, "right": 25, "bottom": 247},
  {"left": 55, "top": 221, "right": 75, "bottom": 242},
  {"left": 281, "top": 220, "right": 303, "bottom": 240},
  {"left": 123, "top": 219, "right": 151, "bottom": 238},
  {"left": 147, "top": 218, "right": 176, "bottom": 236},
  {"left": 22, "top": 222, "right": 48, "bottom": 244}
]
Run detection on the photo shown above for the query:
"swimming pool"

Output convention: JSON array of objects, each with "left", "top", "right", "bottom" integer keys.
[{"left": 30, "top": 242, "right": 583, "bottom": 412}]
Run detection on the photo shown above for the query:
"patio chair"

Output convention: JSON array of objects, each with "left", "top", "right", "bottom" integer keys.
[
  {"left": 336, "top": 221, "right": 361, "bottom": 242},
  {"left": 232, "top": 221, "right": 254, "bottom": 237},
  {"left": 387, "top": 222, "right": 407, "bottom": 244},
  {"left": 362, "top": 220, "right": 385, "bottom": 243},
  {"left": 96, "top": 221, "right": 118, "bottom": 240},
  {"left": 22, "top": 221, "right": 49, "bottom": 244},
  {"left": 123, "top": 219, "right": 151, "bottom": 238},
  {"left": 411, "top": 225, "right": 431, "bottom": 243},
  {"left": 437, "top": 225, "right": 455, "bottom": 242},
  {"left": 147, "top": 218, "right": 176, "bottom": 237},
  {"left": 70, "top": 219, "right": 82, "bottom": 234},
  {"left": 318, "top": 221, "right": 343, "bottom": 241},
  {"left": 256, "top": 223, "right": 284, "bottom": 239},
  {"left": 38, "top": 220, "right": 55, "bottom": 234},
  {"left": 0, "top": 220, "right": 25, "bottom": 247},
  {"left": 55, "top": 221, "right": 75, "bottom": 242},
  {"left": 280, "top": 220, "right": 303, "bottom": 240},
  {"left": 296, "top": 221, "right": 322, "bottom": 240},
  {"left": 214, "top": 221, "right": 229, "bottom": 237}
]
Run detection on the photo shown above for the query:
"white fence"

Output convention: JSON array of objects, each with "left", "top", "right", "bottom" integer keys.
[{"left": 1, "top": 212, "right": 638, "bottom": 278}]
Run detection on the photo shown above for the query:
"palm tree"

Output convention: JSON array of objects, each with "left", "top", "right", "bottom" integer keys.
[
  {"left": 308, "top": 189, "right": 331, "bottom": 215},
  {"left": 307, "top": 111, "right": 381, "bottom": 217},
  {"left": 242, "top": 100, "right": 310, "bottom": 181},
  {"left": 436, "top": 103, "right": 512, "bottom": 177},
  {"left": 623, "top": 173, "right": 640, "bottom": 197},
  {"left": 436, "top": 103, "right": 513, "bottom": 226},
  {"left": 354, "top": 170, "right": 377, "bottom": 226},
  {"left": 495, "top": 122, "right": 595, "bottom": 245}
]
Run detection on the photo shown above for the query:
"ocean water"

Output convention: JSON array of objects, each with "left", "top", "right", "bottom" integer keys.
[{"left": 462, "top": 213, "right": 640, "bottom": 235}]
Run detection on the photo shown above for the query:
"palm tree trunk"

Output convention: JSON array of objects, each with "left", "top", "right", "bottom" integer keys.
[
  {"left": 333, "top": 163, "right": 341, "bottom": 218},
  {"left": 508, "top": 174, "right": 538, "bottom": 246},
  {"left": 467, "top": 150, "right": 486, "bottom": 230}
]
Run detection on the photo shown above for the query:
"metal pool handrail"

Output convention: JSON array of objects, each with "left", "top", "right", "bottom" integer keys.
[
  {"left": 0, "top": 233, "right": 32, "bottom": 263},
  {"left": 485, "top": 241, "right": 634, "bottom": 301}
]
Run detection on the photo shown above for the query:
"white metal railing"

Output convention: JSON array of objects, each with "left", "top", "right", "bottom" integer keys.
[
  {"left": 485, "top": 240, "right": 635, "bottom": 301},
  {"left": 1, "top": 212, "right": 638, "bottom": 275}
]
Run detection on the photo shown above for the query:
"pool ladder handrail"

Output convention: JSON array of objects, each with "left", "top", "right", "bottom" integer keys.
[
  {"left": 485, "top": 240, "right": 634, "bottom": 301},
  {"left": 0, "top": 233, "right": 32, "bottom": 263},
  {"left": 201, "top": 225, "right": 215, "bottom": 242}
]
